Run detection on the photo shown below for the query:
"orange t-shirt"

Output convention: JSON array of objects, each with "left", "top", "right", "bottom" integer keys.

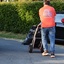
[{"left": 39, "top": 5, "right": 56, "bottom": 28}]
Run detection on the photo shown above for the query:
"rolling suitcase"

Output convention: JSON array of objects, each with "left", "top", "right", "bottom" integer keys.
[{"left": 29, "top": 25, "right": 43, "bottom": 53}]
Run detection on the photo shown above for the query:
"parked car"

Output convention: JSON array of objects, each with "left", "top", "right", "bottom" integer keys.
[
  {"left": 22, "top": 12, "right": 64, "bottom": 45},
  {"left": 55, "top": 12, "right": 64, "bottom": 44}
]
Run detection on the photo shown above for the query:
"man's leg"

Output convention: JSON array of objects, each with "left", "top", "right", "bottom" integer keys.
[
  {"left": 41, "top": 28, "right": 49, "bottom": 56},
  {"left": 49, "top": 27, "right": 55, "bottom": 57}
]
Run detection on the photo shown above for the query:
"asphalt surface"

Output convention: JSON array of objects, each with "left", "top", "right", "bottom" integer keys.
[{"left": 0, "top": 38, "right": 64, "bottom": 64}]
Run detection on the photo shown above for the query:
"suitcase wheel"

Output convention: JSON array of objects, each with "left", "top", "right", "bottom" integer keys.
[{"left": 29, "top": 43, "right": 33, "bottom": 53}]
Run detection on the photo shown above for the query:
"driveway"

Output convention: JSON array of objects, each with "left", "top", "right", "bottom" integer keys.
[{"left": 0, "top": 38, "right": 64, "bottom": 64}]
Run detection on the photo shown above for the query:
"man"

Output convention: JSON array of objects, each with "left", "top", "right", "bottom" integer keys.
[{"left": 39, "top": 0, "right": 56, "bottom": 58}]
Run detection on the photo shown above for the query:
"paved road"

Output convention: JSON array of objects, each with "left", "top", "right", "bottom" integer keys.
[{"left": 0, "top": 38, "right": 64, "bottom": 64}]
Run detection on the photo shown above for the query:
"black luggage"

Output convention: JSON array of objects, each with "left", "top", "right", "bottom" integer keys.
[
  {"left": 22, "top": 25, "right": 43, "bottom": 53},
  {"left": 22, "top": 25, "right": 37, "bottom": 45},
  {"left": 29, "top": 25, "right": 43, "bottom": 53}
]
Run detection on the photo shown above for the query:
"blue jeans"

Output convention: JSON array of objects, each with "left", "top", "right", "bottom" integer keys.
[{"left": 41, "top": 27, "right": 55, "bottom": 53}]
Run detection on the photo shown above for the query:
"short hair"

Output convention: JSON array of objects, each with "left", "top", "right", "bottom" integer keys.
[{"left": 43, "top": 0, "right": 50, "bottom": 5}]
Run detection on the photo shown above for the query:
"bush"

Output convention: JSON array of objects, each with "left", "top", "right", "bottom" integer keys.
[
  {"left": 0, "top": 3, "right": 21, "bottom": 33},
  {"left": 51, "top": 2, "right": 64, "bottom": 12},
  {"left": 0, "top": 2, "right": 64, "bottom": 33}
]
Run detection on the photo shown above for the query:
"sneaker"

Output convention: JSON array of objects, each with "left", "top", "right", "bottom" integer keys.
[
  {"left": 42, "top": 51, "right": 49, "bottom": 56},
  {"left": 50, "top": 53, "right": 55, "bottom": 58}
]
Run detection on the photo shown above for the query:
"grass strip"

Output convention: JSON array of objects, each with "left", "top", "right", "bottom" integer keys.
[{"left": 0, "top": 31, "right": 27, "bottom": 40}]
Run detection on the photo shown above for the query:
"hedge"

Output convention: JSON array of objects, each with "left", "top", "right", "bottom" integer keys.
[{"left": 0, "top": 2, "right": 64, "bottom": 33}]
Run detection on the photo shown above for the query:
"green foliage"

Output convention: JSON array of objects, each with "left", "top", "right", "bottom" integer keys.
[
  {"left": 51, "top": 2, "right": 64, "bottom": 12},
  {"left": 0, "top": 2, "right": 64, "bottom": 33},
  {"left": 17, "top": 2, "right": 42, "bottom": 33},
  {"left": 0, "top": 3, "right": 21, "bottom": 33}
]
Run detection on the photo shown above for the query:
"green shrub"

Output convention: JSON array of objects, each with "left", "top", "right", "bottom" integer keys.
[
  {"left": 0, "top": 2, "right": 64, "bottom": 33},
  {"left": 0, "top": 3, "right": 21, "bottom": 33},
  {"left": 51, "top": 2, "right": 64, "bottom": 12},
  {"left": 17, "top": 2, "right": 42, "bottom": 33}
]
